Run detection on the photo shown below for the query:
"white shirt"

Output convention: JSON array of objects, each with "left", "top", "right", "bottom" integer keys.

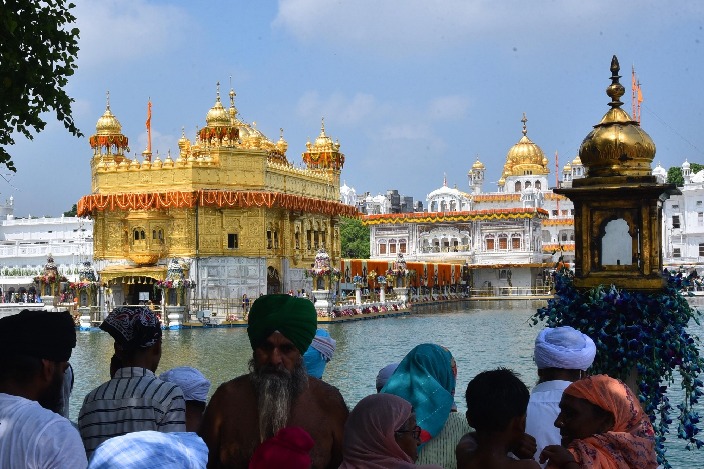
[
  {"left": 0, "top": 393, "right": 88, "bottom": 469},
  {"left": 525, "top": 380, "right": 571, "bottom": 465}
]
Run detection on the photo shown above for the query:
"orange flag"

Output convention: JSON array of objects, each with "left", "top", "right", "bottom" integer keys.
[{"left": 146, "top": 99, "right": 152, "bottom": 130}]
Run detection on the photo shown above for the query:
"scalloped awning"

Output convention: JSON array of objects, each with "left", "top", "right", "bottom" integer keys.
[{"left": 99, "top": 265, "right": 167, "bottom": 284}]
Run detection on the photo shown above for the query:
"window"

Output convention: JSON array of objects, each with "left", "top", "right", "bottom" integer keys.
[
  {"left": 512, "top": 237, "right": 521, "bottom": 249},
  {"left": 673, "top": 248, "right": 681, "bottom": 258},
  {"left": 389, "top": 243, "right": 397, "bottom": 254},
  {"left": 227, "top": 233, "right": 238, "bottom": 249},
  {"left": 295, "top": 232, "right": 300, "bottom": 249},
  {"left": 672, "top": 204, "right": 679, "bottom": 209},
  {"left": 515, "top": 181, "right": 522, "bottom": 192},
  {"left": 498, "top": 235, "right": 508, "bottom": 250},
  {"left": 699, "top": 213, "right": 703, "bottom": 226},
  {"left": 274, "top": 231, "right": 279, "bottom": 249},
  {"left": 552, "top": 210, "right": 558, "bottom": 216},
  {"left": 673, "top": 215, "right": 681, "bottom": 229},
  {"left": 227, "top": 233, "right": 237, "bottom": 249},
  {"left": 486, "top": 238, "right": 495, "bottom": 250},
  {"left": 267, "top": 230, "right": 272, "bottom": 249},
  {"left": 700, "top": 243, "right": 704, "bottom": 257},
  {"left": 561, "top": 210, "right": 568, "bottom": 216},
  {"left": 400, "top": 242, "right": 407, "bottom": 253},
  {"left": 379, "top": 244, "right": 387, "bottom": 254},
  {"left": 698, "top": 201, "right": 702, "bottom": 206}
]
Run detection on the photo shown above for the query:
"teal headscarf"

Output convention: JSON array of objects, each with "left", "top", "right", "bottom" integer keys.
[{"left": 381, "top": 343, "right": 456, "bottom": 444}]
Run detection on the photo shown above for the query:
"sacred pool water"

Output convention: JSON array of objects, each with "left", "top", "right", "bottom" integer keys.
[{"left": 70, "top": 301, "right": 702, "bottom": 467}]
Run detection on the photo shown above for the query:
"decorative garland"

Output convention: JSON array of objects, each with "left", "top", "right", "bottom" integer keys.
[
  {"left": 362, "top": 207, "right": 549, "bottom": 225},
  {"left": 89, "top": 134, "right": 129, "bottom": 150},
  {"left": 77, "top": 190, "right": 360, "bottom": 218},
  {"left": 532, "top": 271, "right": 704, "bottom": 467}
]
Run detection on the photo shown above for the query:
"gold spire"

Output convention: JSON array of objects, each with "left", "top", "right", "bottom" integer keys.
[
  {"left": 95, "top": 90, "right": 123, "bottom": 135},
  {"left": 578, "top": 55, "right": 655, "bottom": 179},
  {"left": 500, "top": 113, "right": 549, "bottom": 178}
]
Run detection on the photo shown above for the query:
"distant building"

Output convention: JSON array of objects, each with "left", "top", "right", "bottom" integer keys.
[
  {"left": 363, "top": 114, "right": 585, "bottom": 293},
  {"left": 0, "top": 196, "right": 94, "bottom": 288},
  {"left": 661, "top": 160, "right": 704, "bottom": 269}
]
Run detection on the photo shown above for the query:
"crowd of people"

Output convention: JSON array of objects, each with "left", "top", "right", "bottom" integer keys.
[{"left": 0, "top": 295, "right": 660, "bottom": 468}]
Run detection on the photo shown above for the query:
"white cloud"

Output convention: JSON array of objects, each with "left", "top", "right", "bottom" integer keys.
[
  {"left": 74, "top": 0, "right": 192, "bottom": 67},
  {"left": 296, "top": 91, "right": 376, "bottom": 125},
  {"left": 428, "top": 95, "right": 470, "bottom": 120},
  {"left": 273, "top": 0, "right": 702, "bottom": 57}
]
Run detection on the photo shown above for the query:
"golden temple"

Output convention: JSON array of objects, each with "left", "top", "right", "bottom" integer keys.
[{"left": 77, "top": 85, "right": 358, "bottom": 306}]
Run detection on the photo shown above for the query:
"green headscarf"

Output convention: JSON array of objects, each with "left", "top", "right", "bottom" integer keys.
[{"left": 247, "top": 294, "right": 317, "bottom": 354}]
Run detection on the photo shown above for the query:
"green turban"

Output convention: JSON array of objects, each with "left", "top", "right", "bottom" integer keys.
[{"left": 247, "top": 294, "right": 317, "bottom": 354}]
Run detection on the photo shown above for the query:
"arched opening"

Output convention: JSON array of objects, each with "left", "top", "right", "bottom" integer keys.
[{"left": 602, "top": 218, "right": 632, "bottom": 266}]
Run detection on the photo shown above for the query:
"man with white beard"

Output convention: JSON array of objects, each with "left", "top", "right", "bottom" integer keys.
[{"left": 199, "top": 294, "right": 349, "bottom": 468}]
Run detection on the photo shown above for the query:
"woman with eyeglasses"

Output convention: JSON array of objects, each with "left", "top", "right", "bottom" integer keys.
[{"left": 339, "top": 393, "right": 442, "bottom": 469}]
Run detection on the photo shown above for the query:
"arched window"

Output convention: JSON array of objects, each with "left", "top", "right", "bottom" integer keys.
[
  {"left": 515, "top": 181, "right": 522, "bottom": 192},
  {"left": 511, "top": 235, "right": 522, "bottom": 250},
  {"left": 485, "top": 235, "right": 495, "bottom": 251},
  {"left": 535, "top": 181, "right": 542, "bottom": 190},
  {"left": 498, "top": 234, "right": 508, "bottom": 250},
  {"left": 525, "top": 181, "right": 532, "bottom": 189}
]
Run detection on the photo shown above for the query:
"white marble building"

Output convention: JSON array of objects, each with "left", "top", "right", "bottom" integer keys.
[
  {"left": 661, "top": 160, "right": 704, "bottom": 268},
  {"left": 0, "top": 196, "right": 94, "bottom": 288}
]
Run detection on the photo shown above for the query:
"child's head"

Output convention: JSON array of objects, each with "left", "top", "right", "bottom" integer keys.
[{"left": 465, "top": 368, "right": 529, "bottom": 433}]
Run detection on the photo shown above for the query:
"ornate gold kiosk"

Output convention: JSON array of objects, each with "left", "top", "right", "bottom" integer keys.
[{"left": 555, "top": 56, "right": 678, "bottom": 291}]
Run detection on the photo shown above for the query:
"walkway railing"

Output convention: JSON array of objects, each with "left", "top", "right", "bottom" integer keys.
[{"left": 468, "top": 285, "right": 552, "bottom": 297}]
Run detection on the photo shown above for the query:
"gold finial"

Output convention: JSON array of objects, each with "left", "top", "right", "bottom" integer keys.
[
  {"left": 181, "top": 126, "right": 185, "bottom": 137},
  {"left": 320, "top": 117, "right": 325, "bottom": 135},
  {"left": 106, "top": 90, "right": 111, "bottom": 110},
  {"left": 521, "top": 113, "right": 527, "bottom": 136},
  {"left": 607, "top": 55, "right": 625, "bottom": 109},
  {"left": 216, "top": 81, "right": 221, "bottom": 102},
  {"left": 280, "top": 128, "right": 284, "bottom": 139}
]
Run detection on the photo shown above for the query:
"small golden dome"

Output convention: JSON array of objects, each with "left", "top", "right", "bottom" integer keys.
[
  {"left": 276, "top": 128, "right": 288, "bottom": 154},
  {"left": 572, "top": 155, "right": 582, "bottom": 166},
  {"left": 311, "top": 118, "right": 338, "bottom": 151},
  {"left": 579, "top": 56, "right": 655, "bottom": 178},
  {"left": 95, "top": 92, "right": 122, "bottom": 135},
  {"left": 498, "top": 177, "right": 506, "bottom": 186},
  {"left": 205, "top": 85, "right": 230, "bottom": 127},
  {"left": 504, "top": 114, "right": 549, "bottom": 176},
  {"left": 563, "top": 163, "right": 572, "bottom": 172},
  {"left": 178, "top": 127, "right": 190, "bottom": 150},
  {"left": 472, "top": 157, "right": 485, "bottom": 170}
]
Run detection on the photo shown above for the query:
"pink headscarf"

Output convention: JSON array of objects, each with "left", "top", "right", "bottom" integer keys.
[{"left": 339, "top": 394, "right": 442, "bottom": 469}]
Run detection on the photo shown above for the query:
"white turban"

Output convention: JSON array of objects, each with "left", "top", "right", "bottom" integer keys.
[
  {"left": 159, "top": 366, "right": 211, "bottom": 403},
  {"left": 534, "top": 326, "right": 596, "bottom": 371}
]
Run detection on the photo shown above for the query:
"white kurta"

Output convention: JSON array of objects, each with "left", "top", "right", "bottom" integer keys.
[{"left": 525, "top": 380, "right": 571, "bottom": 465}]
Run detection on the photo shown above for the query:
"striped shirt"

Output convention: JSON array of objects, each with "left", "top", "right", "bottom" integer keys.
[
  {"left": 417, "top": 411, "right": 472, "bottom": 469},
  {"left": 78, "top": 367, "right": 187, "bottom": 458}
]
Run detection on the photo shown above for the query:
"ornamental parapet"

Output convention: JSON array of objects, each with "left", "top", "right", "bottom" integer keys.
[{"left": 77, "top": 190, "right": 361, "bottom": 218}]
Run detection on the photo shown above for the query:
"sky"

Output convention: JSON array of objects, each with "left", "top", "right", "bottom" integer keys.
[{"left": 6, "top": 0, "right": 704, "bottom": 216}]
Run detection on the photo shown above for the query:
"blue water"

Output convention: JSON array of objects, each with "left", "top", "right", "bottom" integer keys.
[{"left": 69, "top": 301, "right": 703, "bottom": 467}]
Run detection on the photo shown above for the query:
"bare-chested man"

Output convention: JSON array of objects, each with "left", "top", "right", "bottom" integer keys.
[{"left": 199, "top": 294, "right": 349, "bottom": 469}]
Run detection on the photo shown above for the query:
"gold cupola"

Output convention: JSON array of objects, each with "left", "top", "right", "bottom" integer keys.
[
  {"left": 578, "top": 56, "right": 655, "bottom": 180},
  {"left": 89, "top": 91, "right": 129, "bottom": 162},
  {"left": 302, "top": 118, "right": 345, "bottom": 171},
  {"left": 503, "top": 114, "right": 549, "bottom": 177},
  {"left": 471, "top": 157, "right": 485, "bottom": 170},
  {"left": 199, "top": 83, "right": 238, "bottom": 145}
]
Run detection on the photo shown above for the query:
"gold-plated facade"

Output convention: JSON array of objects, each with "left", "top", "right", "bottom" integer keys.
[
  {"left": 78, "top": 86, "right": 358, "bottom": 301},
  {"left": 556, "top": 56, "right": 678, "bottom": 291}
]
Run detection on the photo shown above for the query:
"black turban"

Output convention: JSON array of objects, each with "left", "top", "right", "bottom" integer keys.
[
  {"left": 100, "top": 306, "right": 162, "bottom": 349},
  {"left": 0, "top": 309, "right": 76, "bottom": 362},
  {"left": 247, "top": 294, "right": 317, "bottom": 354}
]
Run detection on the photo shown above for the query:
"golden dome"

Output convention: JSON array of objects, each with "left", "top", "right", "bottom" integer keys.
[
  {"left": 178, "top": 127, "right": 190, "bottom": 150},
  {"left": 579, "top": 56, "right": 655, "bottom": 178},
  {"left": 572, "top": 155, "right": 582, "bottom": 166},
  {"left": 205, "top": 85, "right": 230, "bottom": 128},
  {"left": 276, "top": 128, "right": 288, "bottom": 154},
  {"left": 498, "top": 176, "right": 506, "bottom": 186},
  {"left": 307, "top": 118, "right": 340, "bottom": 152},
  {"left": 472, "top": 157, "right": 485, "bottom": 170},
  {"left": 563, "top": 163, "right": 572, "bottom": 172},
  {"left": 95, "top": 92, "right": 122, "bottom": 135},
  {"left": 504, "top": 114, "right": 549, "bottom": 176}
]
